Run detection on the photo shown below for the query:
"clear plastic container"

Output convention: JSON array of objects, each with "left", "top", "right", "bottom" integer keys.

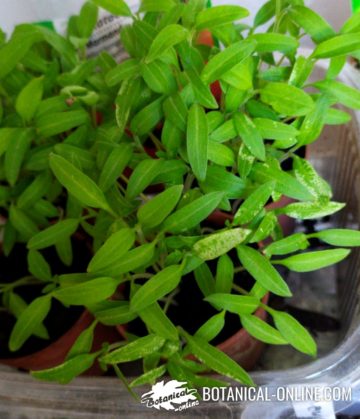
[{"left": 0, "top": 60, "right": 359, "bottom": 419}]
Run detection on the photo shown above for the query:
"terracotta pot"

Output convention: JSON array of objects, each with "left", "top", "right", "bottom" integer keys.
[{"left": 0, "top": 311, "right": 119, "bottom": 374}]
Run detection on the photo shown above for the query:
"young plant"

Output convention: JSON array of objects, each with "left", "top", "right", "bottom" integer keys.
[{"left": 0, "top": 0, "right": 359, "bottom": 390}]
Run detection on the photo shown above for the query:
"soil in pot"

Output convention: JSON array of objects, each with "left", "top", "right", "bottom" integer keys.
[{"left": 0, "top": 237, "right": 90, "bottom": 359}]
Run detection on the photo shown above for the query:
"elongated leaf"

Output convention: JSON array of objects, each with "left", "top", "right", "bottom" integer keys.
[
  {"left": 16, "top": 77, "right": 44, "bottom": 122},
  {"left": 237, "top": 246, "right": 292, "bottom": 297},
  {"left": 9, "top": 206, "right": 38, "bottom": 241},
  {"left": 5, "top": 129, "right": 32, "bottom": 186},
  {"left": 139, "top": 303, "right": 179, "bottom": 342},
  {"left": 264, "top": 233, "right": 309, "bottom": 257},
  {"left": 187, "top": 104, "right": 208, "bottom": 181},
  {"left": 88, "top": 228, "right": 135, "bottom": 272},
  {"left": 130, "top": 365, "right": 167, "bottom": 388},
  {"left": 32, "top": 353, "right": 97, "bottom": 384},
  {"left": 130, "top": 97, "right": 164, "bottom": 136},
  {"left": 54, "top": 277, "right": 120, "bottom": 305},
  {"left": 186, "top": 69, "right": 218, "bottom": 110},
  {"left": 126, "top": 159, "right": 163, "bottom": 200},
  {"left": 276, "top": 249, "right": 350, "bottom": 272},
  {"left": 105, "top": 59, "right": 140, "bottom": 86},
  {"left": 313, "top": 34, "right": 360, "bottom": 58},
  {"left": 196, "top": 5, "right": 249, "bottom": 30},
  {"left": 249, "top": 212, "right": 278, "bottom": 243},
  {"left": 49, "top": 154, "right": 111, "bottom": 211},
  {"left": 18, "top": 172, "right": 52, "bottom": 209},
  {"left": 77, "top": 1, "right": 98, "bottom": 38},
  {"left": 341, "top": 11, "right": 360, "bottom": 34},
  {"left": 101, "top": 334, "right": 166, "bottom": 364},
  {"left": 281, "top": 201, "right": 345, "bottom": 220},
  {"left": 141, "top": 60, "right": 177, "bottom": 94},
  {"left": 195, "top": 311, "right": 225, "bottom": 342},
  {"left": 146, "top": 24, "right": 188, "bottom": 62},
  {"left": 234, "top": 181, "right": 275, "bottom": 224},
  {"left": 289, "top": 6, "right": 335, "bottom": 43},
  {"left": 37, "top": 110, "right": 90, "bottom": 138},
  {"left": 250, "top": 33, "right": 298, "bottom": 54},
  {"left": 234, "top": 113, "right": 265, "bottom": 161},
  {"left": 91, "top": 0, "right": 132, "bottom": 16},
  {"left": 138, "top": 185, "right": 183, "bottom": 228},
  {"left": 289, "top": 56, "right": 314, "bottom": 87},
  {"left": 194, "top": 228, "right": 250, "bottom": 261},
  {"left": 313, "top": 229, "right": 360, "bottom": 247},
  {"left": 200, "top": 166, "right": 246, "bottom": 199},
  {"left": 324, "top": 108, "right": 351, "bottom": 125},
  {"left": 261, "top": 82, "right": 314, "bottom": 116},
  {"left": 9, "top": 295, "right": 51, "bottom": 352},
  {"left": 99, "top": 144, "right": 133, "bottom": 192},
  {"left": 205, "top": 293, "right": 259, "bottom": 315},
  {"left": 181, "top": 330, "right": 253, "bottom": 386},
  {"left": 253, "top": 118, "right": 299, "bottom": 141},
  {"left": 162, "top": 192, "right": 224, "bottom": 233},
  {"left": 271, "top": 311, "right": 316, "bottom": 356},
  {"left": 131, "top": 265, "right": 182, "bottom": 312},
  {"left": 163, "top": 93, "right": 188, "bottom": 132},
  {"left": 92, "top": 301, "right": 137, "bottom": 325},
  {"left": 208, "top": 142, "right": 235, "bottom": 167},
  {"left": 210, "top": 119, "right": 237, "bottom": 143},
  {"left": 99, "top": 243, "right": 155, "bottom": 276},
  {"left": 28, "top": 250, "right": 52, "bottom": 282},
  {"left": 66, "top": 322, "right": 96, "bottom": 360},
  {"left": 313, "top": 80, "right": 360, "bottom": 110},
  {"left": 241, "top": 314, "right": 287, "bottom": 345},
  {"left": 215, "top": 255, "right": 234, "bottom": 294},
  {"left": 28, "top": 219, "right": 79, "bottom": 250},
  {"left": 201, "top": 39, "right": 256, "bottom": 84}
]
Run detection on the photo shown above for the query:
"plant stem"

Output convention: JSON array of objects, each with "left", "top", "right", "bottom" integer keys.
[
  {"left": 183, "top": 174, "right": 195, "bottom": 193},
  {"left": 163, "top": 288, "right": 179, "bottom": 314},
  {"left": 149, "top": 133, "right": 164, "bottom": 151},
  {"left": 113, "top": 365, "right": 139, "bottom": 401},
  {"left": 234, "top": 266, "right": 245, "bottom": 274},
  {"left": 0, "top": 276, "right": 41, "bottom": 293},
  {"left": 232, "top": 284, "right": 249, "bottom": 295},
  {"left": 274, "top": 0, "right": 282, "bottom": 33}
]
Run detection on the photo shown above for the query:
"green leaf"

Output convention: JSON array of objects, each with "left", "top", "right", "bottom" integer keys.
[
  {"left": 215, "top": 255, "right": 234, "bottom": 294},
  {"left": 0, "top": 128, "right": 14, "bottom": 158},
  {"left": 194, "top": 228, "right": 250, "bottom": 261},
  {"left": 289, "top": 6, "right": 335, "bottom": 43},
  {"left": 146, "top": 24, "right": 188, "bottom": 62},
  {"left": 254, "top": 0, "right": 275, "bottom": 27},
  {"left": 55, "top": 237, "right": 73, "bottom": 267},
  {"left": 194, "top": 263, "right": 216, "bottom": 297},
  {"left": 138, "top": 185, "right": 183, "bottom": 228},
  {"left": 140, "top": 0, "right": 175, "bottom": 12},
  {"left": 312, "top": 33, "right": 360, "bottom": 58},
  {"left": 163, "top": 93, "right": 188, "bottom": 132},
  {"left": 105, "top": 59, "right": 140, "bottom": 86},
  {"left": 341, "top": 11, "right": 360, "bottom": 34},
  {"left": 237, "top": 143, "right": 255, "bottom": 179},
  {"left": 17, "top": 172, "right": 52, "bottom": 209},
  {"left": 9, "top": 205, "right": 38, "bottom": 241},
  {"left": 92, "top": 301, "right": 137, "bottom": 325},
  {"left": 289, "top": 56, "right": 314, "bottom": 87},
  {"left": 54, "top": 277, "right": 120, "bottom": 305},
  {"left": 276, "top": 249, "right": 350, "bottom": 272},
  {"left": 181, "top": 330, "right": 254, "bottom": 386},
  {"left": 201, "top": 39, "right": 256, "bottom": 84},
  {"left": 240, "top": 314, "right": 287, "bottom": 345},
  {"left": 293, "top": 156, "right": 331, "bottom": 198},
  {"left": 237, "top": 245, "right": 292, "bottom": 297},
  {"left": 141, "top": 59, "right": 177, "bottom": 94},
  {"left": 138, "top": 303, "right": 179, "bottom": 342},
  {"left": 91, "top": 0, "right": 132, "bottom": 16},
  {"left": 36, "top": 110, "right": 90, "bottom": 138},
  {"left": 187, "top": 104, "right": 208, "bottom": 181},
  {"left": 101, "top": 334, "right": 166, "bottom": 364},
  {"left": 32, "top": 353, "right": 97, "bottom": 384},
  {"left": 234, "top": 181, "right": 275, "bottom": 224},
  {"left": 200, "top": 166, "right": 246, "bottom": 199},
  {"left": 313, "top": 229, "right": 360, "bottom": 247},
  {"left": 28, "top": 250, "right": 52, "bottom": 282},
  {"left": 77, "top": 2, "right": 98, "bottom": 38},
  {"left": 5, "top": 129, "right": 32, "bottom": 186},
  {"left": 162, "top": 192, "right": 224, "bottom": 233},
  {"left": 324, "top": 108, "right": 351, "bottom": 125},
  {"left": 88, "top": 228, "right": 135, "bottom": 273},
  {"left": 99, "top": 243, "right": 156, "bottom": 276},
  {"left": 208, "top": 142, "right": 235, "bottom": 167},
  {"left": 28, "top": 219, "right": 79, "bottom": 250},
  {"left": 249, "top": 212, "right": 278, "bottom": 243},
  {"left": 195, "top": 311, "right": 225, "bottom": 342},
  {"left": 50, "top": 154, "right": 111, "bottom": 212},
  {"left": 205, "top": 293, "right": 259, "bottom": 315},
  {"left": 250, "top": 33, "right": 298, "bottom": 54},
  {"left": 115, "top": 78, "right": 141, "bottom": 133},
  {"left": 261, "top": 82, "right": 314, "bottom": 116},
  {"left": 210, "top": 119, "right": 237, "bottom": 143},
  {"left": 271, "top": 311, "right": 316, "bottom": 356},
  {"left": 98, "top": 144, "right": 133, "bottom": 192},
  {"left": 313, "top": 80, "right": 360, "bottom": 110},
  {"left": 130, "top": 365, "right": 167, "bottom": 388},
  {"left": 9, "top": 295, "right": 51, "bottom": 352},
  {"left": 16, "top": 77, "right": 44, "bottom": 122},
  {"left": 264, "top": 233, "right": 309, "bottom": 257},
  {"left": 186, "top": 69, "right": 218, "bottom": 110},
  {"left": 281, "top": 201, "right": 345, "bottom": 220},
  {"left": 195, "top": 5, "right": 249, "bottom": 30},
  {"left": 234, "top": 113, "right": 265, "bottom": 161},
  {"left": 126, "top": 159, "right": 163, "bottom": 200},
  {"left": 66, "top": 322, "right": 96, "bottom": 360},
  {"left": 131, "top": 265, "right": 183, "bottom": 312},
  {"left": 130, "top": 97, "right": 164, "bottom": 136},
  {"left": 253, "top": 118, "right": 299, "bottom": 141}
]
